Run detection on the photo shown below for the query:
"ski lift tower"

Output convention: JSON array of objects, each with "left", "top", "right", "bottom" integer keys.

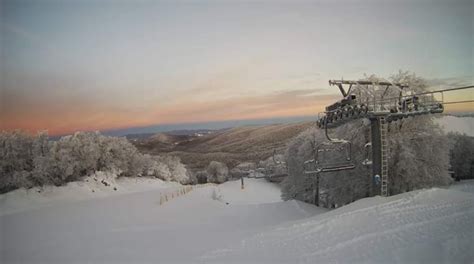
[{"left": 317, "top": 80, "right": 446, "bottom": 197}]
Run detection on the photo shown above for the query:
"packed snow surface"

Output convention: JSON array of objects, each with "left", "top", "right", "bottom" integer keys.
[
  {"left": 1, "top": 178, "right": 473, "bottom": 263},
  {"left": 204, "top": 184, "right": 474, "bottom": 263},
  {"left": 0, "top": 178, "right": 322, "bottom": 263},
  {"left": 0, "top": 171, "right": 182, "bottom": 216}
]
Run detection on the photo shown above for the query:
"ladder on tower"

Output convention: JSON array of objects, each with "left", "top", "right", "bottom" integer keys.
[{"left": 380, "top": 117, "right": 389, "bottom": 197}]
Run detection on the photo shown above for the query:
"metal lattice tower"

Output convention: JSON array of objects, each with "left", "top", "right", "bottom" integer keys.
[
  {"left": 316, "top": 80, "right": 474, "bottom": 199},
  {"left": 380, "top": 117, "right": 389, "bottom": 197}
]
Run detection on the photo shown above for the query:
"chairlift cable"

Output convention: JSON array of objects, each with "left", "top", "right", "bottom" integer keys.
[
  {"left": 442, "top": 100, "right": 474, "bottom": 105},
  {"left": 366, "top": 85, "right": 474, "bottom": 102}
]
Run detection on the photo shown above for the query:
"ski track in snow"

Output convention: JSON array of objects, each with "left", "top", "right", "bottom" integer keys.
[
  {"left": 202, "top": 185, "right": 474, "bottom": 263},
  {"left": 1, "top": 177, "right": 474, "bottom": 263}
]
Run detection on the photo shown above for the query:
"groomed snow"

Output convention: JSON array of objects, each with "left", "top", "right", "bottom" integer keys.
[
  {"left": 1, "top": 178, "right": 473, "bottom": 263},
  {"left": 204, "top": 181, "right": 474, "bottom": 263},
  {"left": 0, "top": 171, "right": 181, "bottom": 216},
  {"left": 450, "top": 179, "right": 474, "bottom": 194},
  {"left": 215, "top": 178, "right": 283, "bottom": 205},
  {"left": 0, "top": 178, "right": 323, "bottom": 263}
]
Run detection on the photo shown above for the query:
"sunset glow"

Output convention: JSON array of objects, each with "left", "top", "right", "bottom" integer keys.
[{"left": 1, "top": 0, "right": 472, "bottom": 135}]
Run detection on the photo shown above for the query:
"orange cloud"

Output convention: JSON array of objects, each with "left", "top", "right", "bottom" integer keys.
[
  {"left": 1, "top": 89, "right": 337, "bottom": 135},
  {"left": 2, "top": 86, "right": 471, "bottom": 136}
]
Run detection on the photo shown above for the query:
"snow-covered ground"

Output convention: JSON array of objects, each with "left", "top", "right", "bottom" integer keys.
[
  {"left": 1, "top": 116, "right": 473, "bottom": 263},
  {"left": 1, "top": 177, "right": 473, "bottom": 263},
  {"left": 0, "top": 171, "right": 182, "bottom": 216},
  {"left": 204, "top": 183, "right": 474, "bottom": 263},
  {"left": 215, "top": 178, "right": 283, "bottom": 205},
  {"left": 0, "top": 178, "right": 323, "bottom": 263},
  {"left": 436, "top": 115, "right": 474, "bottom": 136}
]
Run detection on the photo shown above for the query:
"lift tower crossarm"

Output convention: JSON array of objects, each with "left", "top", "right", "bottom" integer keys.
[{"left": 329, "top": 80, "right": 408, "bottom": 97}]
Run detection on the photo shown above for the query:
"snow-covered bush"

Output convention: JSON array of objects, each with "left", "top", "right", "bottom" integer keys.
[
  {"left": 207, "top": 161, "right": 229, "bottom": 183},
  {"left": 95, "top": 133, "right": 146, "bottom": 177},
  {"left": 155, "top": 155, "right": 192, "bottom": 184},
  {"left": 0, "top": 131, "right": 191, "bottom": 193},
  {"left": 48, "top": 132, "right": 102, "bottom": 182}
]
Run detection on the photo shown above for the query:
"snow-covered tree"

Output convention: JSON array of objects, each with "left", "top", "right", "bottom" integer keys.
[
  {"left": 0, "top": 130, "right": 192, "bottom": 193},
  {"left": 194, "top": 170, "right": 209, "bottom": 184},
  {"left": 31, "top": 131, "right": 55, "bottom": 186},
  {"left": 207, "top": 161, "right": 229, "bottom": 183},
  {"left": 448, "top": 133, "right": 474, "bottom": 180},
  {"left": 281, "top": 121, "right": 370, "bottom": 206},
  {"left": 0, "top": 131, "right": 35, "bottom": 192},
  {"left": 388, "top": 116, "right": 451, "bottom": 192},
  {"left": 156, "top": 155, "right": 192, "bottom": 184},
  {"left": 230, "top": 162, "right": 257, "bottom": 179},
  {"left": 258, "top": 155, "right": 287, "bottom": 182},
  {"left": 47, "top": 132, "right": 102, "bottom": 183}
]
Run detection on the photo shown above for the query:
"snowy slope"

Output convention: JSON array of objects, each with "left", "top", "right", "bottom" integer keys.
[
  {"left": 0, "top": 171, "right": 181, "bottom": 216},
  {"left": 0, "top": 178, "right": 323, "bottom": 263},
  {"left": 450, "top": 179, "right": 474, "bottom": 194},
  {"left": 216, "top": 178, "right": 283, "bottom": 205},
  {"left": 436, "top": 115, "right": 474, "bottom": 136},
  {"left": 1, "top": 178, "right": 473, "bottom": 263},
  {"left": 203, "top": 183, "right": 474, "bottom": 263}
]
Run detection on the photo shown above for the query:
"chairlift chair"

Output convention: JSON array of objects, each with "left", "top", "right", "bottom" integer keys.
[
  {"left": 362, "top": 142, "right": 372, "bottom": 166},
  {"left": 314, "top": 140, "right": 355, "bottom": 172},
  {"left": 304, "top": 117, "right": 356, "bottom": 174}
]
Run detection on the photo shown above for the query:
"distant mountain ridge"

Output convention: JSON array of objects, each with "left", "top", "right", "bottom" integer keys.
[
  {"left": 104, "top": 115, "right": 317, "bottom": 137},
  {"left": 125, "top": 129, "right": 217, "bottom": 140},
  {"left": 133, "top": 122, "right": 313, "bottom": 170}
]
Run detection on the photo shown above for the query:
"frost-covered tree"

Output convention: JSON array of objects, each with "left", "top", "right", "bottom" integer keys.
[
  {"left": 195, "top": 170, "right": 209, "bottom": 184},
  {"left": 281, "top": 71, "right": 452, "bottom": 206},
  {"left": 96, "top": 134, "right": 144, "bottom": 176},
  {"left": 281, "top": 121, "right": 371, "bottom": 206},
  {"left": 448, "top": 133, "right": 474, "bottom": 180},
  {"left": 155, "top": 155, "right": 192, "bottom": 184},
  {"left": 0, "top": 131, "right": 35, "bottom": 192},
  {"left": 48, "top": 132, "right": 102, "bottom": 183},
  {"left": 388, "top": 116, "right": 451, "bottom": 192},
  {"left": 258, "top": 155, "right": 287, "bottom": 182},
  {"left": 0, "top": 130, "right": 192, "bottom": 193},
  {"left": 140, "top": 154, "right": 171, "bottom": 180},
  {"left": 31, "top": 131, "right": 55, "bottom": 185},
  {"left": 207, "top": 161, "right": 229, "bottom": 183},
  {"left": 230, "top": 162, "right": 257, "bottom": 179}
]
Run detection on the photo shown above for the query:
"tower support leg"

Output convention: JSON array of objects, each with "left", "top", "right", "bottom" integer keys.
[
  {"left": 370, "top": 118, "right": 381, "bottom": 196},
  {"left": 370, "top": 117, "right": 389, "bottom": 197}
]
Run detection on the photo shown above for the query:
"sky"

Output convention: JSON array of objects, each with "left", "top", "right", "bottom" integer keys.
[{"left": 1, "top": 0, "right": 473, "bottom": 135}]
